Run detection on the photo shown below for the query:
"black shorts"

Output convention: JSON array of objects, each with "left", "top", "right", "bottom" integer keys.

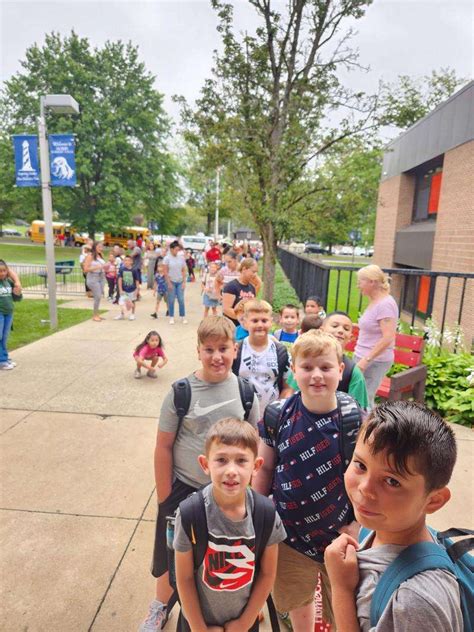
[{"left": 151, "top": 478, "right": 197, "bottom": 578}]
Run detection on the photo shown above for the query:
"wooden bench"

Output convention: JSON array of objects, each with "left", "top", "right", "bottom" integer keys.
[
  {"left": 346, "top": 326, "right": 427, "bottom": 402},
  {"left": 38, "top": 260, "right": 75, "bottom": 286}
]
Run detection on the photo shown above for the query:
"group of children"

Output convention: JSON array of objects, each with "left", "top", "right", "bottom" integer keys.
[{"left": 137, "top": 311, "right": 467, "bottom": 632}]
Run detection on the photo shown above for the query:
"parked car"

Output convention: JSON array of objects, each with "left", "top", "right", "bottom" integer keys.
[
  {"left": 1, "top": 228, "right": 22, "bottom": 237},
  {"left": 304, "top": 243, "right": 329, "bottom": 254},
  {"left": 14, "top": 219, "right": 29, "bottom": 226}
]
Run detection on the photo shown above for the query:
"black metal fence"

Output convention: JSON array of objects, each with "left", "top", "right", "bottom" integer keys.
[{"left": 277, "top": 247, "right": 474, "bottom": 351}]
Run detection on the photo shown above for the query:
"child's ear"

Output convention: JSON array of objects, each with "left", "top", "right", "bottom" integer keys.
[
  {"left": 338, "top": 362, "right": 345, "bottom": 378},
  {"left": 425, "top": 486, "right": 451, "bottom": 515},
  {"left": 253, "top": 456, "right": 264, "bottom": 473},
  {"left": 198, "top": 454, "right": 210, "bottom": 475},
  {"left": 232, "top": 342, "right": 237, "bottom": 358}
]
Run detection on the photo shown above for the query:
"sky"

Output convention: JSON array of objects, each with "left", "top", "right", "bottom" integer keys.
[{"left": 1, "top": 0, "right": 472, "bottom": 130}]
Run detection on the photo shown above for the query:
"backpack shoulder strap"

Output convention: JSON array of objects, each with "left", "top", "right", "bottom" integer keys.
[
  {"left": 178, "top": 488, "right": 208, "bottom": 570},
  {"left": 237, "top": 377, "right": 255, "bottom": 421},
  {"left": 232, "top": 340, "right": 243, "bottom": 376},
  {"left": 339, "top": 355, "right": 355, "bottom": 393},
  {"left": 370, "top": 542, "right": 455, "bottom": 626},
  {"left": 336, "top": 391, "right": 362, "bottom": 471},
  {"left": 263, "top": 399, "right": 285, "bottom": 445},
  {"left": 275, "top": 341, "right": 289, "bottom": 392},
  {"left": 172, "top": 378, "right": 192, "bottom": 433}
]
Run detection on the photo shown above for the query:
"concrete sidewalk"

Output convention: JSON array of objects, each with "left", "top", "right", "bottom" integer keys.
[{"left": 1, "top": 283, "right": 473, "bottom": 631}]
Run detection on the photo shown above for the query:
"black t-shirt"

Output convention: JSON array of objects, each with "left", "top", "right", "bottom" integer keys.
[{"left": 223, "top": 279, "right": 256, "bottom": 325}]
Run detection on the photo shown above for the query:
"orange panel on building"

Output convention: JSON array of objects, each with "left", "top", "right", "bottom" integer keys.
[
  {"left": 417, "top": 275, "right": 431, "bottom": 313},
  {"left": 428, "top": 171, "right": 442, "bottom": 214}
]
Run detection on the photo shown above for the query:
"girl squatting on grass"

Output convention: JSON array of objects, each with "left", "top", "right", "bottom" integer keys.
[{"left": 133, "top": 331, "right": 168, "bottom": 379}]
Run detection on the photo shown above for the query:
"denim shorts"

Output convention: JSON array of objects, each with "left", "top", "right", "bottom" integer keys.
[{"left": 203, "top": 294, "right": 220, "bottom": 307}]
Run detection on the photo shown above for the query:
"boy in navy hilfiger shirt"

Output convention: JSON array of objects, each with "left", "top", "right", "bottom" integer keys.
[{"left": 253, "top": 330, "right": 362, "bottom": 631}]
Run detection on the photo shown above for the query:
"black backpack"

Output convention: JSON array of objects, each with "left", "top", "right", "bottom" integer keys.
[
  {"left": 264, "top": 390, "right": 362, "bottom": 472},
  {"left": 232, "top": 339, "right": 289, "bottom": 393},
  {"left": 172, "top": 376, "right": 255, "bottom": 427},
  {"left": 166, "top": 487, "right": 280, "bottom": 631}
]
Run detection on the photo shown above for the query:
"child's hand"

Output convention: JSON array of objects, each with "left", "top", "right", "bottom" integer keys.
[
  {"left": 324, "top": 534, "right": 359, "bottom": 593},
  {"left": 207, "top": 627, "right": 224, "bottom": 632},
  {"left": 224, "top": 620, "right": 246, "bottom": 632}
]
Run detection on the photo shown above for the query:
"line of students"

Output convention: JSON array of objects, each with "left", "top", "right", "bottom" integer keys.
[{"left": 138, "top": 314, "right": 465, "bottom": 632}]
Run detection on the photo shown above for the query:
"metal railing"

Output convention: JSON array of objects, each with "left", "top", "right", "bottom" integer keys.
[
  {"left": 11, "top": 263, "right": 87, "bottom": 296},
  {"left": 277, "top": 247, "right": 474, "bottom": 351}
]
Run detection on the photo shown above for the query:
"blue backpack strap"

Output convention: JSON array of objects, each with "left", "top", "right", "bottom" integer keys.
[
  {"left": 370, "top": 541, "right": 456, "bottom": 626},
  {"left": 358, "top": 527, "right": 373, "bottom": 544}
]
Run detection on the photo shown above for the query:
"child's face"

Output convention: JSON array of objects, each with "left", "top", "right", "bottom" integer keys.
[
  {"left": 209, "top": 263, "right": 218, "bottom": 274},
  {"left": 199, "top": 441, "right": 263, "bottom": 498},
  {"left": 280, "top": 308, "right": 299, "bottom": 332},
  {"left": 305, "top": 300, "right": 321, "bottom": 315},
  {"left": 108, "top": 253, "right": 115, "bottom": 262},
  {"left": 0, "top": 265, "right": 7, "bottom": 280},
  {"left": 322, "top": 314, "right": 352, "bottom": 349},
  {"left": 246, "top": 310, "right": 272, "bottom": 340},
  {"left": 344, "top": 436, "right": 447, "bottom": 541},
  {"left": 292, "top": 348, "right": 343, "bottom": 400},
  {"left": 148, "top": 335, "right": 160, "bottom": 348},
  {"left": 123, "top": 257, "right": 133, "bottom": 269},
  {"left": 197, "top": 336, "right": 236, "bottom": 382}
]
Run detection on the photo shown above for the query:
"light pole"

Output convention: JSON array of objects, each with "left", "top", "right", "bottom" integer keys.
[
  {"left": 214, "top": 166, "right": 221, "bottom": 242},
  {"left": 37, "top": 94, "right": 79, "bottom": 328}
]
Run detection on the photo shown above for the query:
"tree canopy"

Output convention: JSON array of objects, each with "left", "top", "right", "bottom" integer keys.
[{"left": 0, "top": 31, "right": 180, "bottom": 237}]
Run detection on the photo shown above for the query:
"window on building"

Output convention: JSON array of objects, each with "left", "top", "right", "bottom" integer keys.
[
  {"left": 402, "top": 270, "right": 432, "bottom": 319},
  {"left": 412, "top": 156, "right": 444, "bottom": 222}
]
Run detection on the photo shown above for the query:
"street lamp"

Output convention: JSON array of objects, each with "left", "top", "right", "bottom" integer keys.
[{"left": 37, "top": 94, "right": 79, "bottom": 328}]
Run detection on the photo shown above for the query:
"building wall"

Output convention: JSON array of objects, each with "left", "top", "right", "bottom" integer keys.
[{"left": 431, "top": 140, "right": 474, "bottom": 347}]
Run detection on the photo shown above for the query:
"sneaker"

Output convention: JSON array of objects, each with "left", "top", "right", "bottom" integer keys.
[
  {"left": 150, "top": 312, "right": 157, "bottom": 319},
  {"left": 7, "top": 360, "right": 16, "bottom": 367},
  {"left": 129, "top": 314, "right": 136, "bottom": 321},
  {"left": 147, "top": 369, "right": 158, "bottom": 379},
  {"left": 134, "top": 369, "right": 142, "bottom": 379},
  {"left": 169, "top": 318, "right": 175, "bottom": 325},
  {"left": 114, "top": 314, "right": 125, "bottom": 320},
  {"left": 0, "top": 362, "right": 14, "bottom": 371},
  {"left": 181, "top": 318, "right": 188, "bottom": 324},
  {"left": 138, "top": 600, "right": 167, "bottom": 632}
]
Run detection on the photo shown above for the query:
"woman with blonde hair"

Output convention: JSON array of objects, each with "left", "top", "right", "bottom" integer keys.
[{"left": 355, "top": 264, "right": 398, "bottom": 408}]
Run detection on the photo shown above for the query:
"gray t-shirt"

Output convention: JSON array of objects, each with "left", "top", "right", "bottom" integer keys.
[
  {"left": 173, "top": 484, "right": 286, "bottom": 626},
  {"left": 356, "top": 532, "right": 463, "bottom": 632},
  {"left": 163, "top": 252, "right": 186, "bottom": 282},
  {"left": 159, "top": 373, "right": 260, "bottom": 488}
]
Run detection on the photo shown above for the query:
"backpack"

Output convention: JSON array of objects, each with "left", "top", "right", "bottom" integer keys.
[
  {"left": 358, "top": 527, "right": 474, "bottom": 632},
  {"left": 166, "top": 487, "right": 281, "bottom": 631},
  {"left": 339, "top": 355, "right": 355, "bottom": 393},
  {"left": 232, "top": 339, "right": 289, "bottom": 393},
  {"left": 263, "top": 390, "right": 362, "bottom": 471},
  {"left": 172, "top": 375, "right": 255, "bottom": 427}
]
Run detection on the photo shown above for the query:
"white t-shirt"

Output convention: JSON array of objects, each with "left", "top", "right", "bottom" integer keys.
[{"left": 238, "top": 338, "right": 290, "bottom": 411}]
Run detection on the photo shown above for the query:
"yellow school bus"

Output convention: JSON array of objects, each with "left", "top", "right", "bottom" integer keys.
[
  {"left": 29, "top": 220, "right": 87, "bottom": 246},
  {"left": 103, "top": 226, "right": 150, "bottom": 248}
]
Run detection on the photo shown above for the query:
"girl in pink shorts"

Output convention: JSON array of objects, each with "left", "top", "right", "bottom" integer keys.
[{"left": 133, "top": 330, "right": 168, "bottom": 379}]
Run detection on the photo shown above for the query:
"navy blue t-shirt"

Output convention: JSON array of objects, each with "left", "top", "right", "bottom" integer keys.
[
  {"left": 259, "top": 392, "right": 352, "bottom": 562},
  {"left": 118, "top": 265, "right": 140, "bottom": 293}
]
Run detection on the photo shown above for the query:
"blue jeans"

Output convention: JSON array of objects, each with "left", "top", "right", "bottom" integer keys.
[
  {"left": 168, "top": 281, "right": 185, "bottom": 318},
  {"left": 0, "top": 313, "right": 13, "bottom": 364}
]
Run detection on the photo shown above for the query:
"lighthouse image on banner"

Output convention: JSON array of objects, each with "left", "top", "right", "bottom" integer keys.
[{"left": 13, "top": 134, "right": 40, "bottom": 187}]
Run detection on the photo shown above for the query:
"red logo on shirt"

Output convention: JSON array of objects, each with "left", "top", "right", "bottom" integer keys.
[{"left": 202, "top": 533, "right": 255, "bottom": 591}]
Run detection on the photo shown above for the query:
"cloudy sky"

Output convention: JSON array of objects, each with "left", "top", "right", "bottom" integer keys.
[{"left": 1, "top": 0, "right": 472, "bottom": 126}]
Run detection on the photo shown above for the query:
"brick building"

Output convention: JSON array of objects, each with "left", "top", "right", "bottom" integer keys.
[{"left": 373, "top": 81, "right": 474, "bottom": 347}]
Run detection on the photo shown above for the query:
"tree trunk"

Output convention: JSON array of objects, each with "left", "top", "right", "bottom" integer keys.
[{"left": 260, "top": 222, "right": 277, "bottom": 304}]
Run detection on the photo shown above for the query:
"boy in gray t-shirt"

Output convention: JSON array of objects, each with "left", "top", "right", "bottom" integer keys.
[
  {"left": 174, "top": 419, "right": 286, "bottom": 631},
  {"left": 139, "top": 317, "right": 259, "bottom": 632},
  {"left": 325, "top": 401, "right": 463, "bottom": 632}
]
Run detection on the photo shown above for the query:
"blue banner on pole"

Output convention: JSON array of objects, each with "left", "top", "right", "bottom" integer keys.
[
  {"left": 49, "top": 134, "right": 76, "bottom": 187},
  {"left": 13, "top": 135, "right": 40, "bottom": 187}
]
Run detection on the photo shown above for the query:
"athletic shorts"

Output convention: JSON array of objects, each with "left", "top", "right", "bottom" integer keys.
[
  {"left": 273, "top": 542, "right": 334, "bottom": 624},
  {"left": 119, "top": 291, "right": 136, "bottom": 305},
  {"left": 151, "top": 478, "right": 197, "bottom": 578}
]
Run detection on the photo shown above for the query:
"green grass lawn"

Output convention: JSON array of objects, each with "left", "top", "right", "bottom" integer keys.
[
  {"left": 9, "top": 299, "right": 95, "bottom": 350},
  {"left": 1, "top": 243, "right": 83, "bottom": 264}
]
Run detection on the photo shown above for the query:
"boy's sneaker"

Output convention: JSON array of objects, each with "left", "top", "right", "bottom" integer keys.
[
  {"left": 114, "top": 314, "right": 125, "bottom": 320},
  {"left": 150, "top": 312, "right": 157, "bottom": 319},
  {"left": 0, "top": 362, "right": 14, "bottom": 370},
  {"left": 7, "top": 360, "right": 16, "bottom": 367},
  {"left": 169, "top": 318, "right": 175, "bottom": 325},
  {"left": 147, "top": 369, "right": 158, "bottom": 379},
  {"left": 181, "top": 318, "right": 188, "bottom": 324},
  {"left": 134, "top": 369, "right": 142, "bottom": 379},
  {"left": 129, "top": 314, "right": 136, "bottom": 321},
  {"left": 138, "top": 600, "right": 167, "bottom": 631}
]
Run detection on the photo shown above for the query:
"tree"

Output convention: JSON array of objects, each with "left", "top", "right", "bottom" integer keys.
[
  {"left": 378, "top": 68, "right": 467, "bottom": 130},
  {"left": 0, "top": 31, "right": 180, "bottom": 237},
  {"left": 177, "top": 1, "right": 378, "bottom": 302}
]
